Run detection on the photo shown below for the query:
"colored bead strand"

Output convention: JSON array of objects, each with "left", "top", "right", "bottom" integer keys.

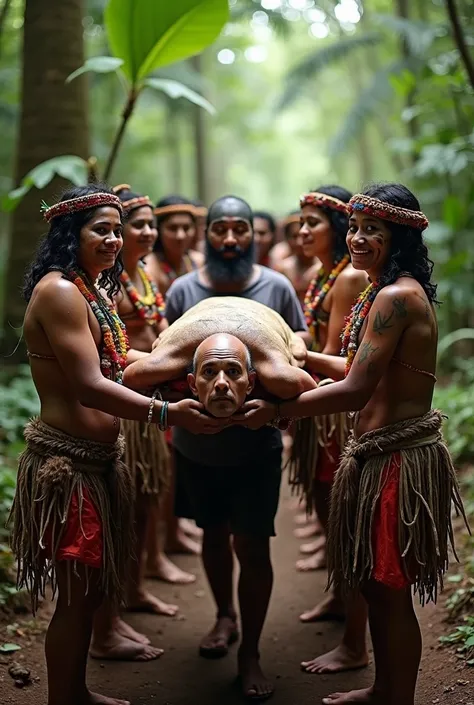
[
  {"left": 304, "top": 254, "right": 350, "bottom": 351},
  {"left": 120, "top": 262, "right": 165, "bottom": 324}
]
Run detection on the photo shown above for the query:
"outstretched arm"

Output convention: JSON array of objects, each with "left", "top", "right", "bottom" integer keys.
[
  {"left": 37, "top": 280, "right": 223, "bottom": 433},
  {"left": 232, "top": 286, "right": 411, "bottom": 427}
]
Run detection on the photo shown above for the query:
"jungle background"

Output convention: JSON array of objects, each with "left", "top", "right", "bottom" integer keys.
[{"left": 0, "top": 0, "right": 473, "bottom": 664}]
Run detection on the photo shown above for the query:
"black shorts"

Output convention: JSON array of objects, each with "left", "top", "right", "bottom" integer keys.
[{"left": 174, "top": 447, "right": 282, "bottom": 537}]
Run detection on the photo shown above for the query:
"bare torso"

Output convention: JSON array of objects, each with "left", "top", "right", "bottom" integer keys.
[
  {"left": 280, "top": 257, "right": 319, "bottom": 305},
  {"left": 355, "top": 278, "right": 438, "bottom": 435},
  {"left": 24, "top": 272, "right": 118, "bottom": 442},
  {"left": 116, "top": 271, "right": 166, "bottom": 353}
]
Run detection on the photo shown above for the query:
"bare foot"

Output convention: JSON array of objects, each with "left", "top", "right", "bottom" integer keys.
[
  {"left": 296, "top": 550, "right": 326, "bottom": 571},
  {"left": 146, "top": 552, "right": 196, "bottom": 584},
  {"left": 294, "top": 523, "right": 319, "bottom": 539},
  {"left": 90, "top": 633, "right": 163, "bottom": 662},
  {"left": 300, "top": 535, "right": 326, "bottom": 555},
  {"left": 299, "top": 594, "right": 345, "bottom": 623},
  {"left": 301, "top": 644, "right": 369, "bottom": 675},
  {"left": 127, "top": 590, "right": 179, "bottom": 616},
  {"left": 115, "top": 618, "right": 150, "bottom": 644},
  {"left": 199, "top": 616, "right": 239, "bottom": 658},
  {"left": 179, "top": 518, "right": 203, "bottom": 539},
  {"left": 166, "top": 530, "right": 201, "bottom": 555},
  {"left": 322, "top": 687, "right": 377, "bottom": 704},
  {"left": 238, "top": 653, "right": 274, "bottom": 701},
  {"left": 87, "top": 691, "right": 130, "bottom": 705}
]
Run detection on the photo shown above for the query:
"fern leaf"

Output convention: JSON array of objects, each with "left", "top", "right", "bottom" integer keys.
[{"left": 371, "top": 13, "right": 443, "bottom": 57}]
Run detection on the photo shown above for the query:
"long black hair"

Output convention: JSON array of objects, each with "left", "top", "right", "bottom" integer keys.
[
  {"left": 308, "top": 184, "right": 352, "bottom": 261},
  {"left": 23, "top": 183, "right": 123, "bottom": 301},
  {"left": 362, "top": 183, "right": 438, "bottom": 304},
  {"left": 153, "top": 194, "right": 196, "bottom": 255}
]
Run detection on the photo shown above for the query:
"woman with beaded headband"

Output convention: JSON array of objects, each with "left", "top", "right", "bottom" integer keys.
[
  {"left": 146, "top": 194, "right": 204, "bottom": 295},
  {"left": 275, "top": 209, "right": 319, "bottom": 305},
  {"left": 231, "top": 183, "right": 469, "bottom": 705},
  {"left": 10, "top": 184, "right": 223, "bottom": 705},
  {"left": 114, "top": 186, "right": 197, "bottom": 612},
  {"left": 288, "top": 186, "right": 367, "bottom": 628}
]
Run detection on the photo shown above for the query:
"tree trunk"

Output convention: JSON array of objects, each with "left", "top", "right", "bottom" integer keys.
[
  {"left": 3, "top": 0, "right": 89, "bottom": 362},
  {"left": 395, "top": 0, "right": 419, "bottom": 162},
  {"left": 445, "top": 0, "right": 474, "bottom": 92},
  {"left": 191, "top": 55, "right": 208, "bottom": 204},
  {"left": 0, "top": 0, "right": 13, "bottom": 61}
]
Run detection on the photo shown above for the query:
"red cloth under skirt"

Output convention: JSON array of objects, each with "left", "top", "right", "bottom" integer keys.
[
  {"left": 42, "top": 486, "right": 103, "bottom": 569},
  {"left": 372, "top": 452, "right": 411, "bottom": 590}
]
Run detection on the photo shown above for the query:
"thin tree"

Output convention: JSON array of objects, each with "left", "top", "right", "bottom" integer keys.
[
  {"left": 445, "top": 0, "right": 474, "bottom": 92},
  {"left": 3, "top": 0, "right": 89, "bottom": 362}
]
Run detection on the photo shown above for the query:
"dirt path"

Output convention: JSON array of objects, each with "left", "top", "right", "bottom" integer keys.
[{"left": 0, "top": 484, "right": 471, "bottom": 705}]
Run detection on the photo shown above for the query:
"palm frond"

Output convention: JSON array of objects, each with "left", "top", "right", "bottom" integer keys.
[
  {"left": 278, "top": 32, "right": 382, "bottom": 111},
  {"left": 328, "top": 59, "right": 413, "bottom": 159},
  {"left": 372, "top": 13, "right": 443, "bottom": 57}
]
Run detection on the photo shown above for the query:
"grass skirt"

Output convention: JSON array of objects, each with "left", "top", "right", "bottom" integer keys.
[
  {"left": 121, "top": 419, "right": 169, "bottom": 496},
  {"left": 9, "top": 418, "right": 134, "bottom": 611},
  {"left": 327, "top": 409, "right": 469, "bottom": 604}
]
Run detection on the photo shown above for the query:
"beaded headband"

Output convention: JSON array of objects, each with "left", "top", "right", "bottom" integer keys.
[
  {"left": 42, "top": 193, "right": 123, "bottom": 223},
  {"left": 154, "top": 203, "right": 197, "bottom": 218},
  {"left": 122, "top": 195, "right": 152, "bottom": 210},
  {"left": 348, "top": 194, "right": 429, "bottom": 231},
  {"left": 300, "top": 192, "right": 349, "bottom": 214}
]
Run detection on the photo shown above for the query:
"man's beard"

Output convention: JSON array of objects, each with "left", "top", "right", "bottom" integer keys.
[{"left": 205, "top": 239, "right": 256, "bottom": 284}]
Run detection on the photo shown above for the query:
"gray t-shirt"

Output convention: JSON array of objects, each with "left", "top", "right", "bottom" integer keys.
[{"left": 166, "top": 267, "right": 307, "bottom": 467}]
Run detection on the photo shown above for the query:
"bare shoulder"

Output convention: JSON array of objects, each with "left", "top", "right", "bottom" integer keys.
[
  {"left": 306, "top": 262, "right": 322, "bottom": 280},
  {"left": 334, "top": 264, "right": 368, "bottom": 297},
  {"left": 374, "top": 280, "right": 428, "bottom": 318},
  {"left": 32, "top": 273, "right": 87, "bottom": 319}
]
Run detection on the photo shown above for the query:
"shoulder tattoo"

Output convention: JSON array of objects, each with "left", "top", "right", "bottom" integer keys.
[
  {"left": 392, "top": 296, "right": 408, "bottom": 318},
  {"left": 357, "top": 340, "right": 378, "bottom": 365}
]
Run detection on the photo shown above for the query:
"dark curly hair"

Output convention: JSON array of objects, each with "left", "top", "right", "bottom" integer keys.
[
  {"left": 23, "top": 183, "right": 123, "bottom": 302},
  {"left": 153, "top": 194, "right": 196, "bottom": 255},
  {"left": 308, "top": 184, "right": 352, "bottom": 261},
  {"left": 361, "top": 183, "right": 438, "bottom": 304}
]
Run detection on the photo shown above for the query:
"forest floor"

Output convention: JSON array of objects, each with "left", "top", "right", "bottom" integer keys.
[{"left": 0, "top": 482, "right": 472, "bottom": 705}]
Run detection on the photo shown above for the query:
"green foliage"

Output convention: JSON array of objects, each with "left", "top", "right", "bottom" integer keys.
[
  {"left": 145, "top": 78, "right": 216, "bottom": 114},
  {"left": 439, "top": 615, "right": 474, "bottom": 666},
  {"left": 433, "top": 383, "right": 474, "bottom": 462},
  {"left": 2, "top": 156, "right": 88, "bottom": 212},
  {"left": 104, "top": 0, "right": 229, "bottom": 83},
  {"left": 66, "top": 56, "right": 124, "bottom": 83}
]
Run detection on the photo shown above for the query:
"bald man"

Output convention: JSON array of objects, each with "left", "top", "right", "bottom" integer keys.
[
  {"left": 188, "top": 334, "right": 256, "bottom": 418},
  {"left": 163, "top": 196, "right": 309, "bottom": 700}
]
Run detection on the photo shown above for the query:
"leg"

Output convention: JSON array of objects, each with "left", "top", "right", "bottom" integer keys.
[
  {"left": 127, "top": 489, "right": 179, "bottom": 615},
  {"left": 234, "top": 535, "right": 274, "bottom": 701},
  {"left": 46, "top": 562, "right": 129, "bottom": 705},
  {"left": 90, "top": 599, "right": 163, "bottom": 661},
  {"left": 164, "top": 451, "right": 201, "bottom": 556},
  {"left": 145, "top": 499, "right": 197, "bottom": 583},
  {"left": 199, "top": 523, "right": 239, "bottom": 658},
  {"left": 301, "top": 591, "right": 368, "bottom": 674},
  {"left": 299, "top": 482, "right": 343, "bottom": 621}
]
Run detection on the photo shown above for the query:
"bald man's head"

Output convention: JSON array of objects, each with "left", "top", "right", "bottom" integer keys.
[
  {"left": 205, "top": 196, "right": 256, "bottom": 284},
  {"left": 188, "top": 334, "right": 256, "bottom": 418}
]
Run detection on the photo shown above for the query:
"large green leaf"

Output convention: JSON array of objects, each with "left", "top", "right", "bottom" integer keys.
[
  {"left": 66, "top": 56, "right": 124, "bottom": 84},
  {"left": 438, "top": 328, "right": 474, "bottom": 359},
  {"left": 145, "top": 78, "right": 216, "bottom": 114},
  {"left": 1, "top": 156, "right": 88, "bottom": 213},
  {"left": 278, "top": 32, "right": 382, "bottom": 111},
  {"left": 105, "top": 0, "right": 229, "bottom": 84}
]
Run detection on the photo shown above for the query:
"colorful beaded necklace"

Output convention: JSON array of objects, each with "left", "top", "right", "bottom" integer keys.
[
  {"left": 304, "top": 254, "right": 350, "bottom": 351},
  {"left": 340, "top": 280, "right": 382, "bottom": 376},
  {"left": 159, "top": 253, "right": 194, "bottom": 282},
  {"left": 68, "top": 268, "right": 129, "bottom": 383},
  {"left": 120, "top": 262, "right": 165, "bottom": 325}
]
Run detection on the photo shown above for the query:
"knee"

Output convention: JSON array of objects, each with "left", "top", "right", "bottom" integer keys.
[
  {"left": 363, "top": 580, "right": 412, "bottom": 613},
  {"left": 202, "top": 525, "right": 231, "bottom": 551},
  {"left": 233, "top": 535, "right": 271, "bottom": 569}
]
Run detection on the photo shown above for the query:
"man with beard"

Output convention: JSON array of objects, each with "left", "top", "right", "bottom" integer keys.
[{"left": 164, "top": 195, "right": 308, "bottom": 701}]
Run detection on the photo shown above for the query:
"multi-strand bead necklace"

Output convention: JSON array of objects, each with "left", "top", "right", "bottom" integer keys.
[
  {"left": 68, "top": 268, "right": 129, "bottom": 383},
  {"left": 340, "top": 280, "right": 382, "bottom": 376},
  {"left": 304, "top": 254, "right": 350, "bottom": 351},
  {"left": 120, "top": 262, "right": 165, "bottom": 325}
]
